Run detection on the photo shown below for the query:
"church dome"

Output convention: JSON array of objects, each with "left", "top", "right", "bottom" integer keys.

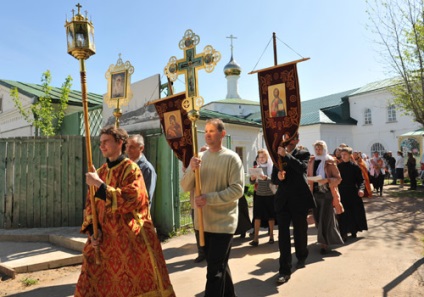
[{"left": 223, "top": 55, "right": 242, "bottom": 76}]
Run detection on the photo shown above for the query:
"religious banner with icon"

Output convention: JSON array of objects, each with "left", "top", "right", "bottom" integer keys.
[
  {"left": 250, "top": 59, "right": 307, "bottom": 167},
  {"left": 152, "top": 92, "right": 193, "bottom": 169},
  {"left": 105, "top": 54, "right": 134, "bottom": 105},
  {"left": 104, "top": 54, "right": 134, "bottom": 127}
]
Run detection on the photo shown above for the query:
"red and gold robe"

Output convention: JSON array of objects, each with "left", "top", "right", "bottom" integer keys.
[{"left": 75, "top": 157, "right": 175, "bottom": 297}]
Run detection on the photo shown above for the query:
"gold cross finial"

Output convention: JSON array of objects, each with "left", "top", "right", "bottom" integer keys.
[{"left": 164, "top": 29, "right": 221, "bottom": 112}]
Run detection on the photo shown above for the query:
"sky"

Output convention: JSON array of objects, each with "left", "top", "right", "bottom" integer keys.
[{"left": 0, "top": 0, "right": 389, "bottom": 105}]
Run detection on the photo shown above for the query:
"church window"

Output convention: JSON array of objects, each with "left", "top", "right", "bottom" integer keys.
[
  {"left": 387, "top": 104, "right": 396, "bottom": 122},
  {"left": 364, "top": 108, "right": 372, "bottom": 125},
  {"left": 370, "top": 142, "right": 385, "bottom": 156},
  {"left": 235, "top": 146, "right": 244, "bottom": 164}
]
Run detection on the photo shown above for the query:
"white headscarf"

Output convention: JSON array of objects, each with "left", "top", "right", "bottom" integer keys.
[
  {"left": 313, "top": 140, "right": 332, "bottom": 178},
  {"left": 257, "top": 149, "right": 274, "bottom": 176}
]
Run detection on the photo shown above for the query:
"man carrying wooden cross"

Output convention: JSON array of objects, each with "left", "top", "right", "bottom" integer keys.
[{"left": 181, "top": 118, "right": 244, "bottom": 297}]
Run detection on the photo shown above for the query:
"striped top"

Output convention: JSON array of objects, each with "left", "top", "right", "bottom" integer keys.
[{"left": 253, "top": 166, "right": 274, "bottom": 196}]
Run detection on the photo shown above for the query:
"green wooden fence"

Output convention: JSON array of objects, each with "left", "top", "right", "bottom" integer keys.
[
  {"left": 0, "top": 136, "right": 104, "bottom": 229},
  {"left": 0, "top": 133, "right": 182, "bottom": 236}
]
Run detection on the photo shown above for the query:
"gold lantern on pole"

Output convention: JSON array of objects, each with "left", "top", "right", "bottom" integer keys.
[{"left": 65, "top": 3, "right": 100, "bottom": 264}]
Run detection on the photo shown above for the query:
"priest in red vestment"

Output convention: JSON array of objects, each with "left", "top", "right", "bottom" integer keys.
[{"left": 74, "top": 125, "right": 175, "bottom": 297}]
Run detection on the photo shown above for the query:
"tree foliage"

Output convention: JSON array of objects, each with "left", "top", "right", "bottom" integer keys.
[
  {"left": 11, "top": 70, "right": 73, "bottom": 136},
  {"left": 366, "top": 0, "right": 424, "bottom": 126}
]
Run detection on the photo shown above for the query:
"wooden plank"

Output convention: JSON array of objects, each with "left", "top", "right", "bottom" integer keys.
[
  {"left": 45, "top": 138, "right": 55, "bottom": 227},
  {"left": 26, "top": 138, "right": 35, "bottom": 227},
  {"left": 12, "top": 138, "right": 22, "bottom": 228},
  {"left": 0, "top": 140, "right": 7, "bottom": 228},
  {"left": 61, "top": 136, "right": 70, "bottom": 226},
  {"left": 33, "top": 138, "right": 41, "bottom": 227},
  {"left": 74, "top": 136, "right": 84, "bottom": 225},
  {"left": 19, "top": 140, "right": 29, "bottom": 227},
  {"left": 39, "top": 138, "right": 48, "bottom": 227},
  {"left": 5, "top": 140, "right": 14, "bottom": 228},
  {"left": 67, "top": 136, "right": 77, "bottom": 226},
  {"left": 91, "top": 136, "right": 103, "bottom": 168},
  {"left": 53, "top": 138, "right": 62, "bottom": 227},
  {"left": 146, "top": 135, "right": 159, "bottom": 171}
]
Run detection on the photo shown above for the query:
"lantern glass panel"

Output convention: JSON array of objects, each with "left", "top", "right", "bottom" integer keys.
[{"left": 66, "top": 26, "right": 74, "bottom": 51}]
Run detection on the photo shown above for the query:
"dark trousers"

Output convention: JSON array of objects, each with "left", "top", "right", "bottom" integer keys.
[
  {"left": 204, "top": 232, "right": 235, "bottom": 297},
  {"left": 410, "top": 175, "right": 417, "bottom": 189},
  {"left": 276, "top": 209, "right": 309, "bottom": 275}
]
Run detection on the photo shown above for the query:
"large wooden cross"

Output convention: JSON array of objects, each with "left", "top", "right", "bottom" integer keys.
[
  {"left": 164, "top": 30, "right": 221, "bottom": 247},
  {"left": 164, "top": 29, "right": 221, "bottom": 112}
]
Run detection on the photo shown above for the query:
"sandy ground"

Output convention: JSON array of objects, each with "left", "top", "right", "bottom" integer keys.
[{"left": 1, "top": 185, "right": 424, "bottom": 297}]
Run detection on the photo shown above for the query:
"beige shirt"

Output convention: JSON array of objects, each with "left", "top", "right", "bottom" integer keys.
[{"left": 180, "top": 147, "right": 245, "bottom": 234}]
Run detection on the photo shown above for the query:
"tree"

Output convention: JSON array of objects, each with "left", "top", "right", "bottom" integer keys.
[
  {"left": 11, "top": 70, "right": 73, "bottom": 136},
  {"left": 366, "top": 0, "right": 424, "bottom": 126}
]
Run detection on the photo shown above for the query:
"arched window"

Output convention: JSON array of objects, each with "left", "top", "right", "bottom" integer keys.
[
  {"left": 364, "top": 108, "right": 372, "bottom": 125},
  {"left": 387, "top": 104, "right": 396, "bottom": 122},
  {"left": 370, "top": 142, "right": 385, "bottom": 156}
]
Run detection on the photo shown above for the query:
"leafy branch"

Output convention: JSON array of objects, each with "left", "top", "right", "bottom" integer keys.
[{"left": 11, "top": 70, "right": 73, "bottom": 136}]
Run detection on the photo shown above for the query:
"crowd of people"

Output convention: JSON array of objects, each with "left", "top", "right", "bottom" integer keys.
[
  {"left": 75, "top": 121, "right": 420, "bottom": 296},
  {"left": 255, "top": 138, "right": 369, "bottom": 285}
]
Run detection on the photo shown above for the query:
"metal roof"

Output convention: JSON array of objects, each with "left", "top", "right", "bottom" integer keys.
[
  {"left": 400, "top": 128, "right": 424, "bottom": 136},
  {"left": 199, "top": 108, "right": 262, "bottom": 127},
  {"left": 0, "top": 79, "right": 103, "bottom": 107},
  {"left": 203, "top": 98, "right": 259, "bottom": 106},
  {"left": 349, "top": 77, "right": 400, "bottom": 97},
  {"left": 301, "top": 89, "right": 358, "bottom": 126}
]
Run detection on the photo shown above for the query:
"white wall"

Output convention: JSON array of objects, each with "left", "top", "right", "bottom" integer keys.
[
  {"left": 194, "top": 120, "right": 261, "bottom": 173},
  {"left": 0, "top": 85, "right": 34, "bottom": 137},
  {"left": 297, "top": 124, "right": 352, "bottom": 153},
  {"left": 203, "top": 102, "right": 259, "bottom": 118},
  {"left": 349, "top": 89, "right": 421, "bottom": 155}
]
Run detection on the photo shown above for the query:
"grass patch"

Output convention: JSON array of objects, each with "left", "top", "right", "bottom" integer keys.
[{"left": 21, "top": 277, "right": 38, "bottom": 287}]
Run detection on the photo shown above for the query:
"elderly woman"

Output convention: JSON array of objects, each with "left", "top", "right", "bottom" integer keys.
[{"left": 307, "top": 140, "right": 344, "bottom": 254}]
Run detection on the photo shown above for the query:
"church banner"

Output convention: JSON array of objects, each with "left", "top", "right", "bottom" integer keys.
[
  {"left": 255, "top": 61, "right": 302, "bottom": 167},
  {"left": 152, "top": 92, "right": 193, "bottom": 168}
]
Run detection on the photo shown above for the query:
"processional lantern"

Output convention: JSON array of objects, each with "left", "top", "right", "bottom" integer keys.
[
  {"left": 65, "top": 3, "right": 95, "bottom": 60},
  {"left": 65, "top": 3, "right": 100, "bottom": 264}
]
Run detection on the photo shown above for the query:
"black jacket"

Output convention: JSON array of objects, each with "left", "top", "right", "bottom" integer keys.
[{"left": 271, "top": 148, "right": 316, "bottom": 213}]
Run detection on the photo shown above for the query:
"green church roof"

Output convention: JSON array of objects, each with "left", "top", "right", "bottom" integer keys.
[
  {"left": 204, "top": 98, "right": 259, "bottom": 106},
  {"left": 301, "top": 89, "right": 358, "bottom": 126},
  {"left": 349, "top": 77, "right": 400, "bottom": 97},
  {"left": 0, "top": 79, "right": 103, "bottom": 107},
  {"left": 199, "top": 108, "right": 262, "bottom": 127}
]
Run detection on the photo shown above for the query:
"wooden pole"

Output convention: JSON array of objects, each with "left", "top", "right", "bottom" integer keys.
[
  {"left": 188, "top": 108, "right": 205, "bottom": 246},
  {"left": 273, "top": 32, "right": 278, "bottom": 66},
  {"left": 80, "top": 59, "right": 101, "bottom": 264}
]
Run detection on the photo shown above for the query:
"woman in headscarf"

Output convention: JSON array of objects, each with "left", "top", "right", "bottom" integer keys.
[
  {"left": 307, "top": 140, "right": 344, "bottom": 254},
  {"left": 249, "top": 148, "right": 276, "bottom": 246},
  {"left": 353, "top": 151, "right": 373, "bottom": 198}
]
